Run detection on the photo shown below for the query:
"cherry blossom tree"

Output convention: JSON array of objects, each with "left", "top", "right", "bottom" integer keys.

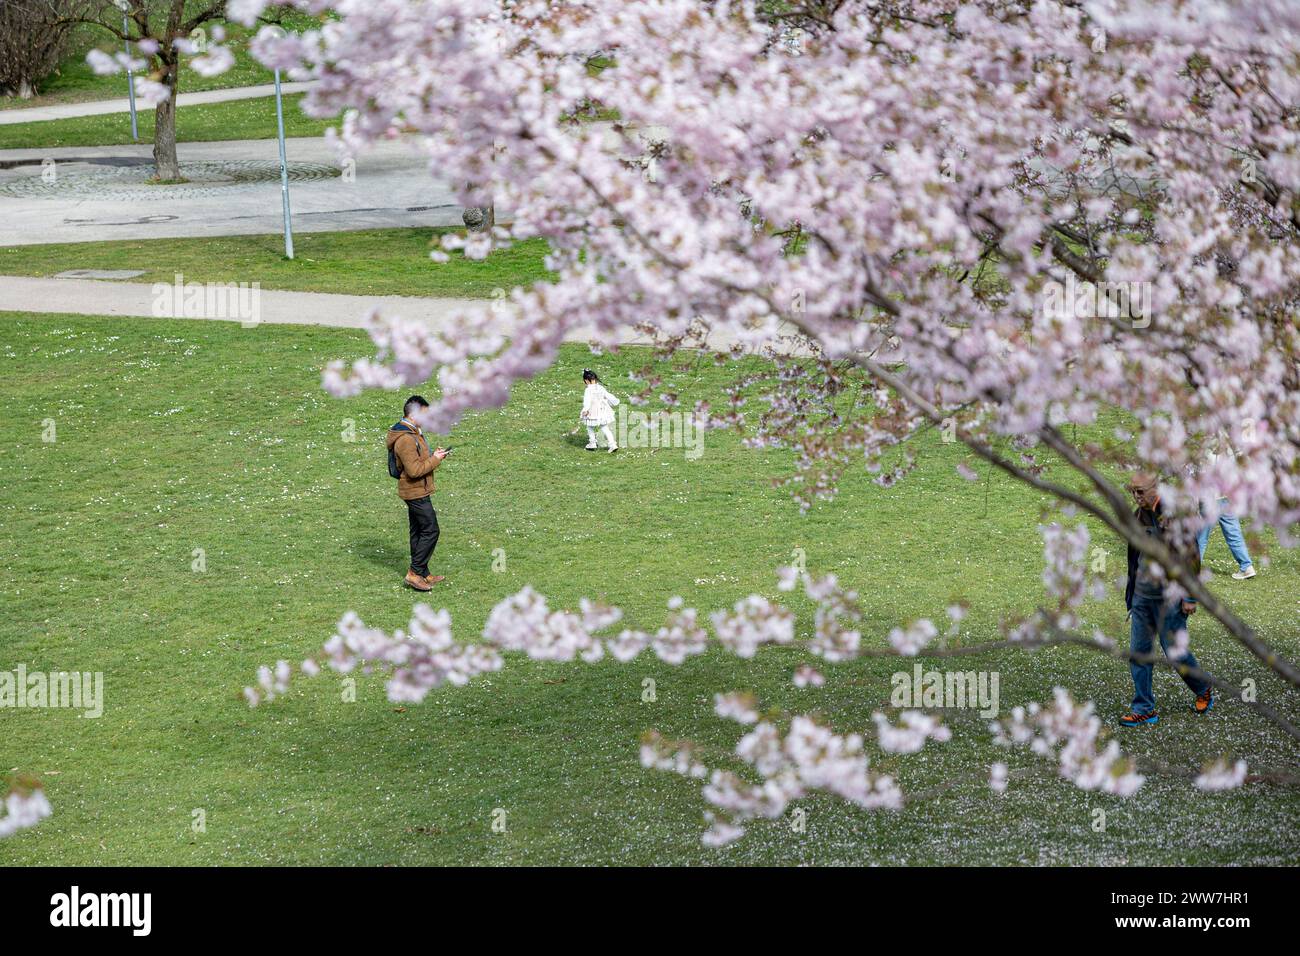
[
  {"left": 75, "top": 1, "right": 304, "bottom": 179},
  {"left": 70, "top": 1, "right": 234, "bottom": 179},
  {"left": 232, "top": 0, "right": 1300, "bottom": 844}
]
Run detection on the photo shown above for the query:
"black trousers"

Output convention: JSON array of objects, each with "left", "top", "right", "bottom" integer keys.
[{"left": 405, "top": 496, "right": 440, "bottom": 576}]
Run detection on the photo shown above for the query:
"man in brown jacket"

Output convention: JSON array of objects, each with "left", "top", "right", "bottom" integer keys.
[{"left": 386, "top": 396, "right": 448, "bottom": 591}]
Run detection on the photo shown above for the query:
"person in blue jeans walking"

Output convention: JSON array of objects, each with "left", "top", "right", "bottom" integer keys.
[
  {"left": 1120, "top": 473, "right": 1215, "bottom": 727},
  {"left": 1196, "top": 497, "right": 1257, "bottom": 580}
]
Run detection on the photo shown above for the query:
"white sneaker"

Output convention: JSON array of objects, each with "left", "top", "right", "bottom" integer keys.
[
  {"left": 584, "top": 443, "right": 597, "bottom": 451},
  {"left": 1232, "top": 566, "right": 1257, "bottom": 580}
]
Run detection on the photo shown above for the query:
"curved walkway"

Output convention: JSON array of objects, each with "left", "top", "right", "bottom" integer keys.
[
  {"left": 0, "top": 273, "right": 810, "bottom": 355},
  {"left": 0, "top": 81, "right": 317, "bottom": 125}
]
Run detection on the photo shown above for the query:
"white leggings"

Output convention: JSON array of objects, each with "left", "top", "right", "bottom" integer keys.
[{"left": 587, "top": 425, "right": 616, "bottom": 448}]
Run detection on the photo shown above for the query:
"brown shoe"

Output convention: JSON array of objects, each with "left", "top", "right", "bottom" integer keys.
[
  {"left": 404, "top": 570, "right": 432, "bottom": 591},
  {"left": 424, "top": 574, "right": 445, "bottom": 585}
]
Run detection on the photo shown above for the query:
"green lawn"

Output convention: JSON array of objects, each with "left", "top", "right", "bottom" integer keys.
[
  {"left": 0, "top": 92, "right": 334, "bottom": 151},
  {"left": 0, "top": 228, "right": 554, "bottom": 299},
  {"left": 1, "top": 311, "right": 1297, "bottom": 865}
]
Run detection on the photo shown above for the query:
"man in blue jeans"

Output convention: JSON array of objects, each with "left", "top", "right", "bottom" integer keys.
[
  {"left": 1197, "top": 497, "right": 1257, "bottom": 580},
  {"left": 1121, "top": 473, "right": 1215, "bottom": 727}
]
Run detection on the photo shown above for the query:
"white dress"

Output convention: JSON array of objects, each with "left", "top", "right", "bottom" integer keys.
[{"left": 581, "top": 382, "right": 619, "bottom": 427}]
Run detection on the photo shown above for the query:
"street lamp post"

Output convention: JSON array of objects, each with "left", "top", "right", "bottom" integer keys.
[
  {"left": 274, "top": 66, "right": 294, "bottom": 260},
  {"left": 114, "top": 0, "right": 139, "bottom": 141},
  {"left": 266, "top": 26, "right": 294, "bottom": 260}
]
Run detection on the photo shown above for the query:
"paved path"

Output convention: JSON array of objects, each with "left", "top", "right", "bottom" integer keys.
[
  {"left": 0, "top": 275, "right": 675, "bottom": 349},
  {"left": 0, "top": 274, "right": 811, "bottom": 355},
  {"left": 0, "top": 82, "right": 316, "bottom": 125},
  {"left": 0, "top": 137, "right": 464, "bottom": 246},
  {"left": 0, "top": 274, "right": 471, "bottom": 328}
]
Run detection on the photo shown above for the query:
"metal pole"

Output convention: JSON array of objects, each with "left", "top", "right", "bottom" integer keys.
[
  {"left": 274, "top": 68, "right": 294, "bottom": 259},
  {"left": 123, "top": 13, "right": 138, "bottom": 141}
]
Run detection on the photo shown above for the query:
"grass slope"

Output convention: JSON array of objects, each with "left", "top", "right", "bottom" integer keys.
[
  {"left": 0, "top": 228, "right": 554, "bottom": 299},
  {"left": 1, "top": 311, "right": 1297, "bottom": 865},
  {"left": 0, "top": 93, "right": 333, "bottom": 151}
]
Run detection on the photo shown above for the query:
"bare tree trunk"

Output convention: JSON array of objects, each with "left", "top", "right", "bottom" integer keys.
[
  {"left": 16, "top": 78, "right": 35, "bottom": 99},
  {"left": 152, "top": 59, "right": 180, "bottom": 180}
]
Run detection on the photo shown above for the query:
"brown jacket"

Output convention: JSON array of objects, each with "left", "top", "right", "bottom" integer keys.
[{"left": 386, "top": 422, "right": 442, "bottom": 500}]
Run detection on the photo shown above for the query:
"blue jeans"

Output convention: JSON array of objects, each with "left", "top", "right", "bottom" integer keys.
[
  {"left": 1129, "top": 592, "right": 1209, "bottom": 714},
  {"left": 1196, "top": 497, "right": 1253, "bottom": 571}
]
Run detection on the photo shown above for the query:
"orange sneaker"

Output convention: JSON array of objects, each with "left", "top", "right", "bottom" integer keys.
[
  {"left": 1190, "top": 689, "right": 1215, "bottom": 714},
  {"left": 403, "top": 570, "right": 432, "bottom": 592},
  {"left": 424, "top": 574, "right": 445, "bottom": 585},
  {"left": 1119, "top": 710, "right": 1159, "bottom": 727}
]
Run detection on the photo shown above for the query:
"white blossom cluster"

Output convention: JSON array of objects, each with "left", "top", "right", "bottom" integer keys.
[
  {"left": 783, "top": 568, "right": 941, "bottom": 659},
  {"left": 1194, "top": 757, "right": 1248, "bottom": 792},
  {"left": 992, "top": 689, "right": 1145, "bottom": 796},
  {"left": 714, "top": 692, "right": 760, "bottom": 724},
  {"left": 887, "top": 619, "right": 939, "bottom": 657},
  {"left": 482, "top": 586, "right": 612, "bottom": 662},
  {"left": 651, "top": 597, "right": 710, "bottom": 665},
  {"left": 645, "top": 710, "right": 908, "bottom": 847},
  {"left": 245, "top": 604, "right": 503, "bottom": 707},
  {"left": 989, "top": 762, "right": 1009, "bottom": 794},
  {"left": 0, "top": 784, "right": 52, "bottom": 838},
  {"left": 873, "top": 710, "right": 953, "bottom": 754},
  {"left": 639, "top": 731, "right": 708, "bottom": 780},
  {"left": 711, "top": 595, "right": 795, "bottom": 658},
  {"left": 792, "top": 664, "right": 825, "bottom": 688},
  {"left": 1040, "top": 522, "right": 1109, "bottom": 630},
  {"left": 803, "top": 572, "right": 865, "bottom": 662}
]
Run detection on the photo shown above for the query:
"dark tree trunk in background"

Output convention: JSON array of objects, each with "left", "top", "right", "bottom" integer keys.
[{"left": 151, "top": 57, "right": 180, "bottom": 180}]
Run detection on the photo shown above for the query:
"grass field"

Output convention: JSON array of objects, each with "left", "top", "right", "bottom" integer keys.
[
  {"left": 0, "top": 93, "right": 334, "bottom": 151},
  {"left": 0, "top": 228, "right": 554, "bottom": 299},
  {"left": 1, "top": 311, "right": 1298, "bottom": 865}
]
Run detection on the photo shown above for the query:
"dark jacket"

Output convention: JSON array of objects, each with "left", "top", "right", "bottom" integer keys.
[
  {"left": 1125, "top": 501, "right": 1201, "bottom": 610},
  {"left": 386, "top": 420, "right": 441, "bottom": 501}
]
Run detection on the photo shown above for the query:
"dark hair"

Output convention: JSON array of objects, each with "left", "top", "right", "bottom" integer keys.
[
  {"left": 582, "top": 369, "right": 600, "bottom": 384},
  {"left": 403, "top": 395, "right": 430, "bottom": 417}
]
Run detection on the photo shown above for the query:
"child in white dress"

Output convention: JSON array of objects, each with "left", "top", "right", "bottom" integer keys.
[{"left": 579, "top": 369, "right": 620, "bottom": 453}]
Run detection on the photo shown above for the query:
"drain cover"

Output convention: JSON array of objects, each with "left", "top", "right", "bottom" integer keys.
[{"left": 54, "top": 269, "right": 147, "bottom": 279}]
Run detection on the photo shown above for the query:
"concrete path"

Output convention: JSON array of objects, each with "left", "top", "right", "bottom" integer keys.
[
  {"left": 0, "top": 274, "right": 811, "bottom": 355},
  {"left": 0, "top": 82, "right": 316, "bottom": 125},
  {"left": 0, "top": 274, "right": 472, "bottom": 329},
  {"left": 0, "top": 137, "right": 464, "bottom": 246}
]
